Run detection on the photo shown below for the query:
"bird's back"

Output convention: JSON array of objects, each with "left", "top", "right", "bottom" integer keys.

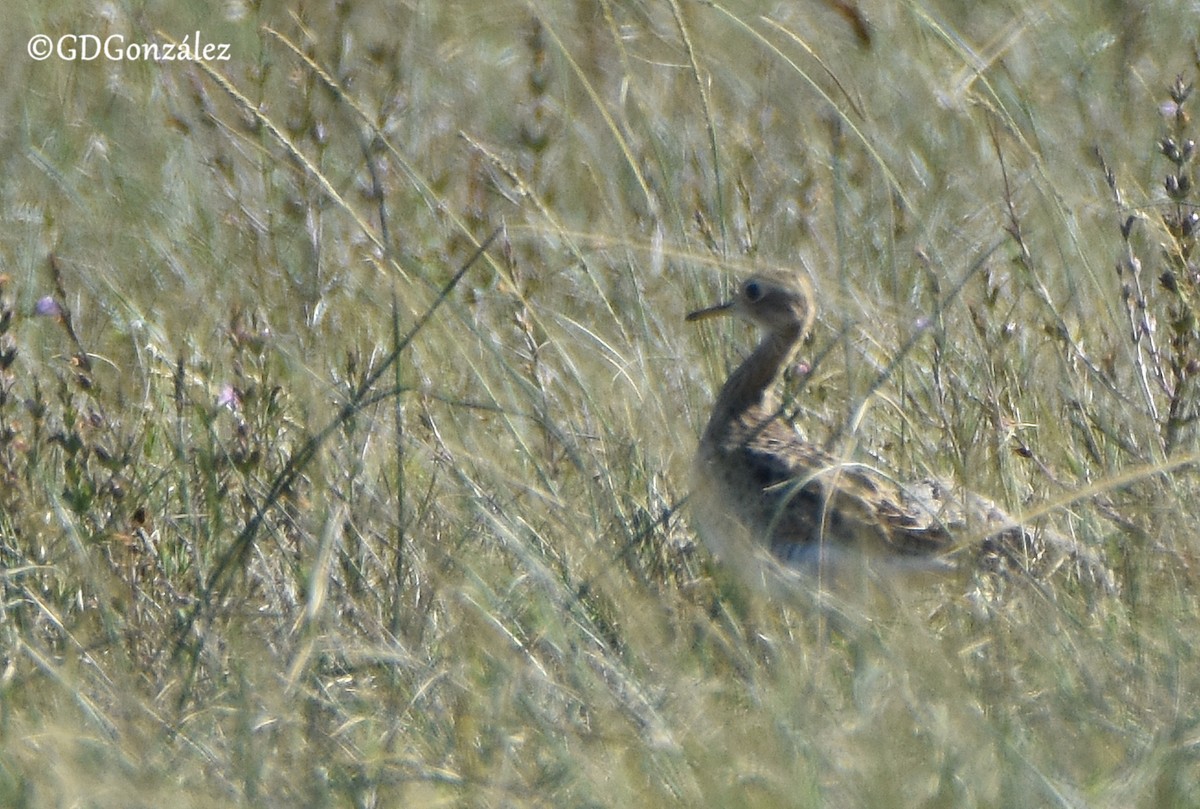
[
  {"left": 695, "top": 413, "right": 952, "bottom": 563},
  {"left": 694, "top": 412, "right": 1116, "bottom": 593}
]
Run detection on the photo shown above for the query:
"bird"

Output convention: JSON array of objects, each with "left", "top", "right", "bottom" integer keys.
[{"left": 686, "top": 269, "right": 1115, "bottom": 595}]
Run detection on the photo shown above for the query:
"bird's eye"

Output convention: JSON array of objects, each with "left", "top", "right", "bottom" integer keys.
[{"left": 743, "top": 280, "right": 762, "bottom": 301}]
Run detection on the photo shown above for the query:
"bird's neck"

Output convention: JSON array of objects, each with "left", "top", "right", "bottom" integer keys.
[{"left": 703, "top": 325, "right": 802, "bottom": 442}]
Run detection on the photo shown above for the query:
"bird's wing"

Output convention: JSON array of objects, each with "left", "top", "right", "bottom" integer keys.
[
  {"left": 740, "top": 428, "right": 954, "bottom": 560},
  {"left": 737, "top": 425, "right": 1114, "bottom": 591}
]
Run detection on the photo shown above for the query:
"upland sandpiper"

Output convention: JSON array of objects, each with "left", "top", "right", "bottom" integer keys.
[{"left": 687, "top": 270, "right": 1114, "bottom": 593}]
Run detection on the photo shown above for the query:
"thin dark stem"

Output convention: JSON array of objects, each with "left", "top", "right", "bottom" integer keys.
[{"left": 390, "top": 289, "right": 406, "bottom": 640}]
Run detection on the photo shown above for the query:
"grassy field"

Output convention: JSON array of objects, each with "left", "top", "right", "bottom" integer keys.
[{"left": 2, "top": 1, "right": 1200, "bottom": 806}]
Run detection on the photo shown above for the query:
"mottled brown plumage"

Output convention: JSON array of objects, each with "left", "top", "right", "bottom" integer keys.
[{"left": 688, "top": 271, "right": 1114, "bottom": 592}]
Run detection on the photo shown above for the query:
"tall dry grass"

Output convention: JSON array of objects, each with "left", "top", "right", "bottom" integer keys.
[{"left": 1, "top": 2, "right": 1199, "bottom": 806}]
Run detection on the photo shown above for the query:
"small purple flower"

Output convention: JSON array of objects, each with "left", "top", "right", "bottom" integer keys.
[
  {"left": 35, "top": 296, "right": 63, "bottom": 318},
  {"left": 217, "top": 383, "right": 240, "bottom": 410}
]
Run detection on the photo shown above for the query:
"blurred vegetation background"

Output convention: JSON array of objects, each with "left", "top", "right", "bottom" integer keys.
[{"left": 2, "top": 1, "right": 1200, "bottom": 806}]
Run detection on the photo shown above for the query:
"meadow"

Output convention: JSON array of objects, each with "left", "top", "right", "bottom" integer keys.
[{"left": 2, "top": 1, "right": 1200, "bottom": 806}]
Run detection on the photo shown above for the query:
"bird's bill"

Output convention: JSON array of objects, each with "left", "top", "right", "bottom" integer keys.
[{"left": 685, "top": 300, "right": 735, "bottom": 322}]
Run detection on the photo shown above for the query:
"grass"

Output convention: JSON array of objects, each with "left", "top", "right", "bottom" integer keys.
[{"left": 2, "top": 1, "right": 1200, "bottom": 806}]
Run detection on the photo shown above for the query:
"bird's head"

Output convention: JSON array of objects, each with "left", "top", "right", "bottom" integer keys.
[{"left": 686, "top": 271, "right": 814, "bottom": 338}]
